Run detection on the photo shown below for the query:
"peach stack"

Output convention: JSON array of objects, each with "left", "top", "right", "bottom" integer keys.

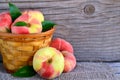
[
  {"left": 50, "top": 38, "right": 76, "bottom": 72},
  {"left": 33, "top": 38, "right": 76, "bottom": 79},
  {"left": 0, "top": 10, "right": 44, "bottom": 34}
]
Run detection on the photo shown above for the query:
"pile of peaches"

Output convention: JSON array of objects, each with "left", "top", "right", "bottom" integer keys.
[
  {"left": 0, "top": 3, "right": 76, "bottom": 79},
  {"left": 33, "top": 38, "right": 76, "bottom": 79},
  {"left": 0, "top": 8, "right": 44, "bottom": 34}
]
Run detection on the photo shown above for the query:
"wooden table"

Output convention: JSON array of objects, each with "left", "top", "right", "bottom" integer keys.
[{"left": 0, "top": 62, "right": 119, "bottom": 80}]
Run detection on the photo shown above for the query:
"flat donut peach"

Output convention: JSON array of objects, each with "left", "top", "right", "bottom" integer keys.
[
  {"left": 50, "top": 38, "right": 74, "bottom": 54},
  {"left": 0, "top": 12, "right": 12, "bottom": 32},
  {"left": 62, "top": 51, "right": 76, "bottom": 72}
]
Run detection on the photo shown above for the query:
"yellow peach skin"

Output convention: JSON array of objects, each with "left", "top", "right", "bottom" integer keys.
[
  {"left": 33, "top": 47, "right": 64, "bottom": 79},
  {"left": 23, "top": 10, "right": 44, "bottom": 22},
  {"left": 11, "top": 12, "right": 42, "bottom": 34}
]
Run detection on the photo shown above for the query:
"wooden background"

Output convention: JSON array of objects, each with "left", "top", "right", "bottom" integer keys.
[
  {"left": 0, "top": 0, "right": 120, "bottom": 62},
  {"left": 0, "top": 0, "right": 120, "bottom": 80}
]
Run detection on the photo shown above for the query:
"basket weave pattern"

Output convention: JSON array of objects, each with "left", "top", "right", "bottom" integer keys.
[{"left": 0, "top": 28, "right": 55, "bottom": 73}]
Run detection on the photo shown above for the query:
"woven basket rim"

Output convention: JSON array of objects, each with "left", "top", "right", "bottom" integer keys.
[
  {"left": 0, "top": 28, "right": 55, "bottom": 38},
  {"left": 0, "top": 27, "right": 55, "bottom": 42}
]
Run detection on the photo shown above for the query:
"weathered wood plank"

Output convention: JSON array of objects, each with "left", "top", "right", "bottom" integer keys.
[
  {"left": 0, "top": 62, "right": 116, "bottom": 80},
  {"left": 0, "top": 0, "right": 120, "bottom": 61},
  {"left": 108, "top": 63, "right": 120, "bottom": 80}
]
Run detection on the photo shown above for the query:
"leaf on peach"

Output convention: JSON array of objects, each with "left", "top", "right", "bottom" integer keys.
[
  {"left": 14, "top": 21, "right": 28, "bottom": 26},
  {"left": 9, "top": 2, "right": 22, "bottom": 22},
  {"left": 42, "top": 20, "right": 56, "bottom": 32}
]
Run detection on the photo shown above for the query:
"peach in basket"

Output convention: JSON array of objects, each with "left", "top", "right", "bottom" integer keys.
[
  {"left": 0, "top": 2, "right": 55, "bottom": 73},
  {"left": 11, "top": 10, "right": 44, "bottom": 34},
  {"left": 0, "top": 12, "right": 12, "bottom": 32}
]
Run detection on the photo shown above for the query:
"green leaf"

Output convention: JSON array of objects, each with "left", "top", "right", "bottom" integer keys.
[
  {"left": 42, "top": 20, "right": 56, "bottom": 32},
  {"left": 9, "top": 2, "right": 22, "bottom": 22},
  {"left": 14, "top": 21, "right": 28, "bottom": 26},
  {"left": 12, "top": 66, "right": 36, "bottom": 77}
]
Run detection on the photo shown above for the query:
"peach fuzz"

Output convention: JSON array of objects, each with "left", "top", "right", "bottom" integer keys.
[
  {"left": 11, "top": 12, "right": 42, "bottom": 34},
  {"left": 0, "top": 12, "right": 12, "bottom": 32},
  {"left": 50, "top": 38, "right": 74, "bottom": 54},
  {"left": 62, "top": 51, "right": 76, "bottom": 72}
]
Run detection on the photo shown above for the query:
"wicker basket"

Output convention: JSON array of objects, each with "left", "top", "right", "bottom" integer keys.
[{"left": 0, "top": 28, "right": 55, "bottom": 73}]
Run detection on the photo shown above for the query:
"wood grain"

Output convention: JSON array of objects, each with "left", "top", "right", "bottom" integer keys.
[
  {"left": 0, "top": 62, "right": 116, "bottom": 80},
  {"left": 0, "top": 0, "right": 120, "bottom": 61}
]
